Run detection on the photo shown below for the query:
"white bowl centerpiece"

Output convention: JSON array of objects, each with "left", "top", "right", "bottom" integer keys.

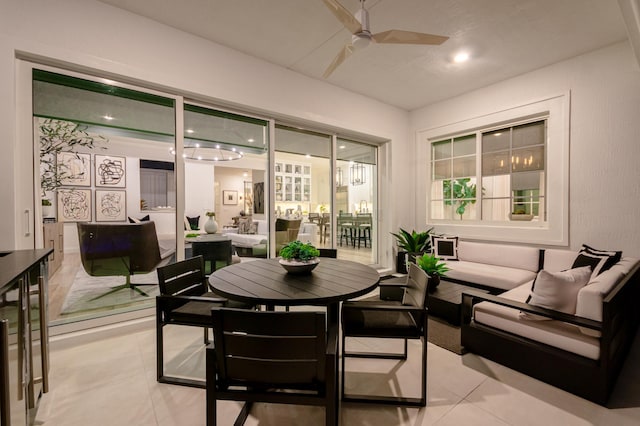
[{"left": 278, "top": 241, "right": 320, "bottom": 274}]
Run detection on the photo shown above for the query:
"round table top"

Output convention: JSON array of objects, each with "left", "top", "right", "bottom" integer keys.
[{"left": 208, "top": 258, "right": 380, "bottom": 306}]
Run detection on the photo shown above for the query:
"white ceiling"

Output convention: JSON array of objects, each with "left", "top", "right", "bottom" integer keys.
[{"left": 97, "top": 0, "right": 630, "bottom": 111}]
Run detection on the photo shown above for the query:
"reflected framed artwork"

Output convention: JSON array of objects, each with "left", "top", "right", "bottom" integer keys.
[
  {"left": 223, "top": 190, "right": 238, "bottom": 205},
  {"left": 95, "top": 154, "right": 126, "bottom": 188},
  {"left": 96, "top": 189, "right": 127, "bottom": 222},
  {"left": 57, "top": 188, "right": 91, "bottom": 222},
  {"left": 58, "top": 152, "right": 91, "bottom": 187}
]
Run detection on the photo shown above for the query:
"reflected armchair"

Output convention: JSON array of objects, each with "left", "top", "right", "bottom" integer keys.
[{"left": 77, "top": 221, "right": 175, "bottom": 300}]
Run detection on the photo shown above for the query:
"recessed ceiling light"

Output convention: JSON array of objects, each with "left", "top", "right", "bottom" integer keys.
[
  {"left": 339, "top": 145, "right": 346, "bottom": 149},
  {"left": 186, "top": 129, "right": 194, "bottom": 134},
  {"left": 248, "top": 138, "right": 255, "bottom": 143},
  {"left": 305, "top": 154, "right": 311, "bottom": 158},
  {"left": 453, "top": 52, "right": 470, "bottom": 63},
  {"left": 103, "top": 115, "right": 114, "bottom": 121}
]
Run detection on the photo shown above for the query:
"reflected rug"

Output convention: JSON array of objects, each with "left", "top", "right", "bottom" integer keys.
[{"left": 60, "top": 269, "right": 159, "bottom": 315}]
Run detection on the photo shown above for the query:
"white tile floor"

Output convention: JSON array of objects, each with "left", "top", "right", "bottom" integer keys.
[{"left": 36, "top": 320, "right": 640, "bottom": 426}]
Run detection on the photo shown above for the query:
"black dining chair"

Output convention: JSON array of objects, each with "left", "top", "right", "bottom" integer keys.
[
  {"left": 191, "top": 239, "right": 233, "bottom": 276},
  {"left": 156, "top": 256, "right": 253, "bottom": 388},
  {"left": 206, "top": 308, "right": 338, "bottom": 426},
  {"left": 318, "top": 248, "right": 338, "bottom": 258},
  {"left": 340, "top": 262, "right": 429, "bottom": 406}
]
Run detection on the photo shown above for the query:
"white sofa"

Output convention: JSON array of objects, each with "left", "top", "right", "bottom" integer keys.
[
  {"left": 450, "top": 240, "right": 640, "bottom": 405},
  {"left": 221, "top": 220, "right": 317, "bottom": 249}
]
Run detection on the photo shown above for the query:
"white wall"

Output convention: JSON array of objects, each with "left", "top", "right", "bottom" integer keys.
[
  {"left": 410, "top": 41, "right": 640, "bottom": 257},
  {"left": 0, "top": 0, "right": 409, "bottom": 269}
]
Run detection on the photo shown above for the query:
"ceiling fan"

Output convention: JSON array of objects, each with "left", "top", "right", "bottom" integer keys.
[{"left": 321, "top": 0, "right": 449, "bottom": 78}]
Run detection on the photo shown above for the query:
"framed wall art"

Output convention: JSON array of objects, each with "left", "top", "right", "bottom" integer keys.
[
  {"left": 57, "top": 188, "right": 92, "bottom": 222},
  {"left": 95, "top": 154, "right": 126, "bottom": 188},
  {"left": 223, "top": 190, "right": 238, "bottom": 205},
  {"left": 57, "top": 152, "right": 91, "bottom": 187},
  {"left": 95, "top": 189, "right": 127, "bottom": 222}
]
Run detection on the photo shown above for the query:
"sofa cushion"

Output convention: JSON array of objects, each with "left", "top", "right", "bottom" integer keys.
[
  {"left": 457, "top": 241, "right": 540, "bottom": 272},
  {"left": 526, "top": 266, "right": 592, "bottom": 316},
  {"left": 576, "top": 258, "right": 639, "bottom": 324},
  {"left": 445, "top": 260, "right": 537, "bottom": 291},
  {"left": 542, "top": 249, "right": 580, "bottom": 272},
  {"left": 473, "top": 283, "right": 600, "bottom": 360}
]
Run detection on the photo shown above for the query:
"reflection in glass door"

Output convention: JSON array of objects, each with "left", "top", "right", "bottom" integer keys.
[
  {"left": 336, "top": 139, "right": 377, "bottom": 265},
  {"left": 32, "top": 68, "right": 177, "bottom": 327},
  {"left": 274, "top": 126, "right": 331, "bottom": 254}
]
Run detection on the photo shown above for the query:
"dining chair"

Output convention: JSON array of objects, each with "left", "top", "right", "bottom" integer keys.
[
  {"left": 206, "top": 308, "right": 338, "bottom": 426},
  {"left": 156, "top": 256, "right": 253, "bottom": 388},
  {"left": 191, "top": 238, "right": 233, "bottom": 275},
  {"left": 318, "top": 248, "right": 338, "bottom": 258},
  {"left": 340, "top": 262, "right": 429, "bottom": 406}
]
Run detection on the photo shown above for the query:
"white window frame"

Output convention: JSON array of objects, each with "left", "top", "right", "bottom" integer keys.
[{"left": 417, "top": 92, "right": 569, "bottom": 246}]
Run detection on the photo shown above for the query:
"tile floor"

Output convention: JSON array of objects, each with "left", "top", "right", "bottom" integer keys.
[{"left": 36, "top": 319, "right": 640, "bottom": 426}]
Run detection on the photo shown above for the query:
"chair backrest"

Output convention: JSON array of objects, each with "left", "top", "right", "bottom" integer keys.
[
  {"left": 156, "top": 256, "right": 207, "bottom": 296},
  {"left": 211, "top": 308, "right": 327, "bottom": 389},
  {"left": 77, "top": 221, "right": 162, "bottom": 276},
  {"left": 403, "top": 263, "right": 430, "bottom": 329},
  {"left": 275, "top": 218, "right": 302, "bottom": 243},
  {"left": 403, "top": 263, "right": 429, "bottom": 309},
  {"left": 318, "top": 248, "right": 337, "bottom": 258},
  {"left": 191, "top": 239, "right": 233, "bottom": 268}
]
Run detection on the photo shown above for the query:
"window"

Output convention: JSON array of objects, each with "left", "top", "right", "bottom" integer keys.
[
  {"left": 139, "top": 160, "right": 176, "bottom": 210},
  {"left": 430, "top": 120, "right": 546, "bottom": 223}
]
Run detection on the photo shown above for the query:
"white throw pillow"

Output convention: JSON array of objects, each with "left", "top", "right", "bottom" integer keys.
[{"left": 522, "top": 266, "right": 592, "bottom": 319}]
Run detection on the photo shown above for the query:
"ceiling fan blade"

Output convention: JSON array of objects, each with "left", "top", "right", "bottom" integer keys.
[
  {"left": 372, "top": 29, "right": 449, "bottom": 45},
  {"left": 323, "top": 44, "right": 354, "bottom": 78},
  {"left": 321, "top": 0, "right": 362, "bottom": 34}
]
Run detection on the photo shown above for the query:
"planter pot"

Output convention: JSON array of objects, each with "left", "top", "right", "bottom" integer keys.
[
  {"left": 396, "top": 251, "right": 426, "bottom": 274},
  {"left": 42, "top": 205, "right": 54, "bottom": 218},
  {"left": 204, "top": 216, "right": 219, "bottom": 234},
  {"left": 427, "top": 274, "right": 440, "bottom": 293},
  {"left": 279, "top": 258, "right": 320, "bottom": 274}
]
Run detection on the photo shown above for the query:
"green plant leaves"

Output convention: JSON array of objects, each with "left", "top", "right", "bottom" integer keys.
[
  {"left": 391, "top": 227, "right": 433, "bottom": 253},
  {"left": 416, "top": 253, "right": 449, "bottom": 277},
  {"left": 279, "top": 240, "right": 320, "bottom": 261}
]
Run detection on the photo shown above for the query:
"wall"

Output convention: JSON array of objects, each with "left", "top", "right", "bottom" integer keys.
[
  {"left": 410, "top": 41, "right": 640, "bottom": 257},
  {"left": 0, "top": 0, "right": 409, "bottom": 269}
]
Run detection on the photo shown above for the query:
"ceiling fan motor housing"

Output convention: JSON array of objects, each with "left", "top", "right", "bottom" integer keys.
[{"left": 353, "top": 5, "right": 372, "bottom": 50}]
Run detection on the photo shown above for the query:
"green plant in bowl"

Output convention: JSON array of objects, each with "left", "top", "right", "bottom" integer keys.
[
  {"left": 185, "top": 233, "right": 199, "bottom": 238},
  {"left": 279, "top": 240, "right": 320, "bottom": 261}
]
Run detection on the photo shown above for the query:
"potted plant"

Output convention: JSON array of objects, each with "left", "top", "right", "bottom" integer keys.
[
  {"left": 417, "top": 253, "right": 450, "bottom": 293},
  {"left": 391, "top": 227, "right": 433, "bottom": 274},
  {"left": 278, "top": 240, "right": 321, "bottom": 274}
]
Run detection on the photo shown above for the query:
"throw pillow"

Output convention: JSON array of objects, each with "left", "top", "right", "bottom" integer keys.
[
  {"left": 522, "top": 266, "right": 592, "bottom": 319},
  {"left": 238, "top": 218, "right": 252, "bottom": 234},
  {"left": 247, "top": 221, "right": 259, "bottom": 235},
  {"left": 433, "top": 236, "right": 458, "bottom": 260},
  {"left": 579, "top": 244, "right": 622, "bottom": 274},
  {"left": 128, "top": 215, "right": 150, "bottom": 224},
  {"left": 187, "top": 216, "right": 200, "bottom": 231},
  {"left": 571, "top": 252, "right": 607, "bottom": 278}
]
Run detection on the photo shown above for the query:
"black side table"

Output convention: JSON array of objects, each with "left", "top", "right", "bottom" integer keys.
[{"left": 427, "top": 280, "right": 490, "bottom": 326}]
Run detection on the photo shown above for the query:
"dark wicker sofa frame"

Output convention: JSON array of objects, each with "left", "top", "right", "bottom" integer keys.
[{"left": 461, "top": 261, "right": 640, "bottom": 405}]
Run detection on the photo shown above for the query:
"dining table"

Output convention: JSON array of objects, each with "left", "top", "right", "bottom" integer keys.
[{"left": 207, "top": 257, "right": 380, "bottom": 326}]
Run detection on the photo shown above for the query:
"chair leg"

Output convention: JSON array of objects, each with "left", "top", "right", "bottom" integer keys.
[
  {"left": 206, "top": 347, "right": 217, "bottom": 426},
  {"left": 156, "top": 306, "right": 164, "bottom": 382},
  {"left": 204, "top": 327, "right": 209, "bottom": 344},
  {"left": 342, "top": 336, "right": 424, "bottom": 406}
]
